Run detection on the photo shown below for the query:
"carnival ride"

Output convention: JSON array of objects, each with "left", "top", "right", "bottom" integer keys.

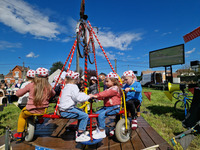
[{"left": 15, "top": 0, "right": 132, "bottom": 146}]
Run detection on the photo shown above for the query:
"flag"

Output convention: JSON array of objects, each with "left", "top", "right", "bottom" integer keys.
[
  {"left": 188, "top": 88, "right": 195, "bottom": 95},
  {"left": 183, "top": 26, "right": 200, "bottom": 43},
  {"left": 144, "top": 92, "right": 152, "bottom": 101}
]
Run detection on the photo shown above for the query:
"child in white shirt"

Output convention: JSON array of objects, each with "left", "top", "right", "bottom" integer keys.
[{"left": 59, "top": 71, "right": 92, "bottom": 142}]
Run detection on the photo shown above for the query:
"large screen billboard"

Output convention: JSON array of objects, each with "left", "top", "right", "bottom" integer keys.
[{"left": 149, "top": 44, "right": 185, "bottom": 68}]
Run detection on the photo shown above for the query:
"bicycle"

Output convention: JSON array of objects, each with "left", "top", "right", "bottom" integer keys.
[
  {"left": 76, "top": 0, "right": 95, "bottom": 64},
  {"left": 173, "top": 89, "right": 193, "bottom": 116}
]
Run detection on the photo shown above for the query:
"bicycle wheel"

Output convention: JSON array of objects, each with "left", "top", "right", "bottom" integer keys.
[
  {"left": 87, "top": 39, "right": 95, "bottom": 64},
  {"left": 174, "top": 100, "right": 189, "bottom": 114},
  {"left": 25, "top": 118, "right": 35, "bottom": 142},
  {"left": 76, "top": 22, "right": 86, "bottom": 58},
  {"left": 115, "top": 119, "right": 131, "bottom": 143},
  {"left": 172, "top": 92, "right": 181, "bottom": 100}
]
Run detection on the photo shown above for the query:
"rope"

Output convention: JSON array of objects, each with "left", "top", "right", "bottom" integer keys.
[
  {"left": 87, "top": 20, "right": 116, "bottom": 74},
  {"left": 84, "top": 47, "right": 88, "bottom": 89},
  {"left": 53, "top": 40, "right": 77, "bottom": 115},
  {"left": 52, "top": 40, "right": 76, "bottom": 90},
  {"left": 90, "top": 31, "right": 100, "bottom": 92}
]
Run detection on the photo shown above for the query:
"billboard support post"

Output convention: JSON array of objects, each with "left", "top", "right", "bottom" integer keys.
[{"left": 165, "top": 65, "right": 173, "bottom": 83}]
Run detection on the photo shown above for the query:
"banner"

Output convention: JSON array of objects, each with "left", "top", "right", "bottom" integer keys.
[
  {"left": 144, "top": 92, "right": 152, "bottom": 101},
  {"left": 183, "top": 26, "right": 200, "bottom": 43}
]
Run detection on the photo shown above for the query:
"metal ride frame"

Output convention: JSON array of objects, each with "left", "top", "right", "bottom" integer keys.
[{"left": 23, "top": 0, "right": 131, "bottom": 144}]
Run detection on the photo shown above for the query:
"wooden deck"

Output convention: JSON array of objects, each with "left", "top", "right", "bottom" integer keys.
[{"left": 0, "top": 116, "right": 173, "bottom": 150}]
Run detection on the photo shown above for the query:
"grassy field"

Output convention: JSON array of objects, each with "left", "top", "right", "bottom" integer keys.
[
  {"left": 141, "top": 88, "right": 200, "bottom": 150},
  {"left": 0, "top": 87, "right": 199, "bottom": 150}
]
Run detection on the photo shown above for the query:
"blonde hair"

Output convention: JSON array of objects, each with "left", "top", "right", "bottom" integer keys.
[
  {"left": 65, "top": 76, "right": 77, "bottom": 84},
  {"left": 33, "top": 76, "right": 52, "bottom": 106},
  {"left": 108, "top": 78, "right": 122, "bottom": 95}
]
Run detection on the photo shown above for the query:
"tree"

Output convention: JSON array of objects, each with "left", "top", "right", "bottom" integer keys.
[{"left": 50, "top": 61, "right": 66, "bottom": 75}]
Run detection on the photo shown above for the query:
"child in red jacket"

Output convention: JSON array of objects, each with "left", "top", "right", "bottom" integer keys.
[{"left": 91, "top": 72, "right": 122, "bottom": 139}]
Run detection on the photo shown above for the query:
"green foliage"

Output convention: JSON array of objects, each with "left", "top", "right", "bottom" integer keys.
[
  {"left": 0, "top": 104, "right": 21, "bottom": 135},
  {"left": 49, "top": 61, "right": 65, "bottom": 75}
]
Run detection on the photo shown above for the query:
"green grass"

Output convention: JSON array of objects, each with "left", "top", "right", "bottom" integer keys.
[
  {"left": 141, "top": 87, "right": 200, "bottom": 150},
  {"left": 0, "top": 88, "right": 199, "bottom": 150}
]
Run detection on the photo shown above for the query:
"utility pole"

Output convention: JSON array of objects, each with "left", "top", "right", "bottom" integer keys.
[{"left": 115, "top": 59, "right": 117, "bottom": 73}]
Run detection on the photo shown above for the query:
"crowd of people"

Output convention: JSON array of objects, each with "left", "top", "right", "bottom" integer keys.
[{"left": 4, "top": 68, "right": 142, "bottom": 142}]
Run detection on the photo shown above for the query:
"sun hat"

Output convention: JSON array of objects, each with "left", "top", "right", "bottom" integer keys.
[
  {"left": 66, "top": 71, "right": 79, "bottom": 79},
  {"left": 35, "top": 67, "right": 49, "bottom": 77},
  {"left": 106, "top": 72, "right": 118, "bottom": 79},
  {"left": 90, "top": 76, "right": 97, "bottom": 80},
  {"left": 123, "top": 70, "right": 135, "bottom": 77},
  {"left": 26, "top": 69, "right": 35, "bottom": 78}
]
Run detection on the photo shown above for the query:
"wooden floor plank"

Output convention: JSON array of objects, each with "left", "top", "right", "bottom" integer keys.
[
  {"left": 136, "top": 127, "right": 156, "bottom": 148},
  {"left": 131, "top": 128, "right": 146, "bottom": 150},
  {"left": 143, "top": 126, "right": 173, "bottom": 150},
  {"left": 0, "top": 116, "right": 173, "bottom": 150}
]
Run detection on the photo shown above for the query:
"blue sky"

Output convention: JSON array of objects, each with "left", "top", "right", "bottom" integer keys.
[{"left": 0, "top": 0, "right": 200, "bottom": 77}]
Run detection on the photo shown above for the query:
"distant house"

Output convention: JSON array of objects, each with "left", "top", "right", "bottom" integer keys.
[
  {"left": 99, "top": 73, "right": 107, "bottom": 82},
  {"left": 176, "top": 68, "right": 195, "bottom": 76},
  {"left": 4, "top": 65, "right": 29, "bottom": 84}
]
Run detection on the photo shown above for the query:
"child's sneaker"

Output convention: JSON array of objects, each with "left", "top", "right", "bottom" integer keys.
[
  {"left": 14, "top": 132, "right": 23, "bottom": 139},
  {"left": 75, "top": 131, "right": 90, "bottom": 142},
  {"left": 109, "top": 129, "right": 115, "bottom": 136},
  {"left": 131, "top": 119, "right": 137, "bottom": 130},
  {"left": 93, "top": 130, "right": 106, "bottom": 139},
  {"left": 92, "top": 127, "right": 99, "bottom": 134}
]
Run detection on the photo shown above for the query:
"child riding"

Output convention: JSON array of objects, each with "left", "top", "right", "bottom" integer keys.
[
  {"left": 17, "top": 69, "right": 35, "bottom": 110},
  {"left": 87, "top": 76, "right": 98, "bottom": 95},
  {"left": 123, "top": 70, "right": 142, "bottom": 130},
  {"left": 91, "top": 72, "right": 122, "bottom": 139},
  {"left": 14, "top": 67, "right": 56, "bottom": 139},
  {"left": 58, "top": 70, "right": 93, "bottom": 142}
]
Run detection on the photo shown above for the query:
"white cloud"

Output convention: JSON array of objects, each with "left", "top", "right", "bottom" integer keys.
[
  {"left": 162, "top": 32, "right": 172, "bottom": 36},
  {"left": 96, "top": 50, "right": 116, "bottom": 60},
  {"left": 143, "top": 53, "right": 148, "bottom": 57},
  {"left": 62, "top": 37, "right": 72, "bottom": 43},
  {"left": 186, "top": 48, "right": 195, "bottom": 54},
  {"left": 97, "top": 31, "right": 142, "bottom": 50},
  {"left": 154, "top": 29, "right": 159, "bottom": 32},
  {"left": 26, "top": 52, "right": 39, "bottom": 58},
  {"left": 0, "top": 0, "right": 60, "bottom": 39},
  {"left": 117, "top": 52, "right": 124, "bottom": 55},
  {"left": 0, "top": 40, "right": 21, "bottom": 50}
]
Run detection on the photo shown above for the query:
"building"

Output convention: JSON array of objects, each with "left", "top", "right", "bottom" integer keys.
[
  {"left": 4, "top": 65, "right": 29, "bottom": 84},
  {"left": 176, "top": 68, "right": 195, "bottom": 76}
]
